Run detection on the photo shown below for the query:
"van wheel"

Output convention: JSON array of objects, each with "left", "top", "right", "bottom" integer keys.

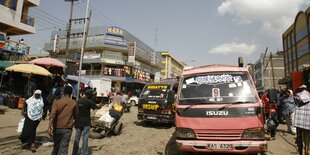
[{"left": 113, "top": 122, "right": 123, "bottom": 135}]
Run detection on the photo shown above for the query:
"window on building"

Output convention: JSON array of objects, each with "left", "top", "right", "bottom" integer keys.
[
  {"left": 103, "top": 50, "right": 123, "bottom": 60},
  {"left": 297, "top": 44, "right": 309, "bottom": 58},
  {"left": 287, "top": 38, "right": 291, "bottom": 48},
  {"left": 296, "top": 26, "right": 308, "bottom": 42},
  {"left": 0, "top": 0, "right": 17, "bottom": 10}
]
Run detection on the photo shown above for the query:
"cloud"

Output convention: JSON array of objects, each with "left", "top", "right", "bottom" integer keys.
[
  {"left": 209, "top": 42, "right": 257, "bottom": 55},
  {"left": 217, "top": 0, "right": 309, "bottom": 36}
]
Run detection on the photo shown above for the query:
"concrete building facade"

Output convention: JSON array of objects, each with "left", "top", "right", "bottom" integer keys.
[
  {"left": 0, "top": 0, "right": 39, "bottom": 61},
  {"left": 254, "top": 51, "right": 285, "bottom": 92},
  {"left": 44, "top": 25, "right": 164, "bottom": 90},
  {"left": 0, "top": 0, "right": 39, "bottom": 35},
  {"left": 160, "top": 51, "right": 185, "bottom": 79},
  {"left": 282, "top": 6, "right": 310, "bottom": 86}
]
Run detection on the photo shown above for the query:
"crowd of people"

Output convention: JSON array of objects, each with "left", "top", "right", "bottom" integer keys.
[
  {"left": 17, "top": 78, "right": 310, "bottom": 154},
  {"left": 261, "top": 85, "right": 310, "bottom": 155},
  {"left": 18, "top": 78, "right": 130, "bottom": 155}
]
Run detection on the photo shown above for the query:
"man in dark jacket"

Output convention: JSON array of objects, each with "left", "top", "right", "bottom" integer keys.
[{"left": 72, "top": 89, "right": 101, "bottom": 155}]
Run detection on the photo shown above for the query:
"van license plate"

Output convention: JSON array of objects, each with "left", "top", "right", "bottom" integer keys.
[
  {"left": 207, "top": 144, "right": 232, "bottom": 149},
  {"left": 142, "top": 104, "right": 159, "bottom": 110},
  {"left": 147, "top": 116, "right": 156, "bottom": 120}
]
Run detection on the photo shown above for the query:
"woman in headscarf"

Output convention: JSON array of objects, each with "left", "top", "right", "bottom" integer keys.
[{"left": 19, "top": 90, "right": 44, "bottom": 152}]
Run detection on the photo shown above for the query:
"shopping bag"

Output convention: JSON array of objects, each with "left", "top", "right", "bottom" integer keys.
[{"left": 17, "top": 117, "right": 25, "bottom": 133}]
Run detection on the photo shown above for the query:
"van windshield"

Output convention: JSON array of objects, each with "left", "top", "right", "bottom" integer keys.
[
  {"left": 140, "top": 85, "right": 170, "bottom": 99},
  {"left": 179, "top": 72, "right": 257, "bottom": 105}
]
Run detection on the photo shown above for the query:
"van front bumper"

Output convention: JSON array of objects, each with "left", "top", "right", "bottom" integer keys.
[
  {"left": 137, "top": 113, "right": 174, "bottom": 123},
  {"left": 176, "top": 140, "right": 267, "bottom": 154}
]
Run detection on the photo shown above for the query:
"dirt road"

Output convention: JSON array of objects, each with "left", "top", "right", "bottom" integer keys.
[{"left": 0, "top": 105, "right": 300, "bottom": 155}]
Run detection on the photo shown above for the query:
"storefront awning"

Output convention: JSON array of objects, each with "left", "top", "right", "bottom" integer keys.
[{"left": 0, "top": 61, "right": 15, "bottom": 69}]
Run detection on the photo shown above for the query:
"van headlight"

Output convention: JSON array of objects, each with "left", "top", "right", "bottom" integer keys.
[
  {"left": 242, "top": 128, "right": 265, "bottom": 139},
  {"left": 176, "top": 128, "right": 196, "bottom": 139}
]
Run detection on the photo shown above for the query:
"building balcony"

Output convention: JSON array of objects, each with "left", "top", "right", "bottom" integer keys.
[
  {"left": 21, "top": 15, "right": 35, "bottom": 27},
  {"left": 0, "top": 3, "right": 36, "bottom": 35},
  {"left": 26, "top": 0, "right": 40, "bottom": 7}
]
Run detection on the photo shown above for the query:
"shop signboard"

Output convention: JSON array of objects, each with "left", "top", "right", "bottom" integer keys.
[
  {"left": 83, "top": 53, "right": 101, "bottom": 59},
  {"left": 53, "top": 34, "right": 60, "bottom": 53},
  {"left": 102, "top": 58, "right": 125, "bottom": 65},
  {"left": 104, "top": 26, "right": 127, "bottom": 47},
  {"left": 128, "top": 42, "right": 136, "bottom": 66},
  {"left": 104, "top": 39, "right": 127, "bottom": 47},
  {"left": 151, "top": 51, "right": 156, "bottom": 65},
  {"left": 106, "top": 26, "right": 124, "bottom": 36},
  {"left": 4, "top": 40, "right": 29, "bottom": 55}
]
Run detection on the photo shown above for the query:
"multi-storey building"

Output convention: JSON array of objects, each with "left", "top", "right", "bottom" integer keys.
[
  {"left": 0, "top": 0, "right": 39, "bottom": 60},
  {"left": 254, "top": 51, "right": 285, "bottom": 92},
  {"left": 44, "top": 26, "right": 164, "bottom": 90},
  {"left": 281, "top": 6, "right": 310, "bottom": 86},
  {"left": 160, "top": 51, "right": 185, "bottom": 79}
]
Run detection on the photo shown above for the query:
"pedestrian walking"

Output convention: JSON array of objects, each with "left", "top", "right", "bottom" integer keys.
[
  {"left": 72, "top": 89, "right": 101, "bottom": 155},
  {"left": 282, "top": 89, "right": 300, "bottom": 135},
  {"left": 277, "top": 88, "right": 286, "bottom": 124},
  {"left": 48, "top": 86, "right": 78, "bottom": 155},
  {"left": 19, "top": 90, "right": 44, "bottom": 152},
  {"left": 266, "top": 108, "right": 279, "bottom": 140},
  {"left": 24, "top": 78, "right": 37, "bottom": 99},
  {"left": 295, "top": 85, "right": 310, "bottom": 155},
  {"left": 262, "top": 90, "right": 270, "bottom": 121},
  {"left": 47, "top": 82, "right": 62, "bottom": 113}
]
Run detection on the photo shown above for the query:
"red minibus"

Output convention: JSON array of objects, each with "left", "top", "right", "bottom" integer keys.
[{"left": 175, "top": 64, "right": 267, "bottom": 155}]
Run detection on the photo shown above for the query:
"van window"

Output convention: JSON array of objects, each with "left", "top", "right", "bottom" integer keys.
[
  {"left": 0, "top": 34, "right": 4, "bottom": 41},
  {"left": 140, "top": 85, "right": 170, "bottom": 99},
  {"left": 179, "top": 72, "right": 257, "bottom": 105}
]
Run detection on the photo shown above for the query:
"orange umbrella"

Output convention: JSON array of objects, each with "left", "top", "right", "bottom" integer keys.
[{"left": 29, "top": 58, "right": 66, "bottom": 68}]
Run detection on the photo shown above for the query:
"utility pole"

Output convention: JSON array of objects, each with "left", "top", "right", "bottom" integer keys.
[
  {"left": 270, "top": 52, "right": 276, "bottom": 89},
  {"left": 64, "top": 0, "right": 76, "bottom": 77},
  {"left": 262, "top": 47, "right": 268, "bottom": 89}
]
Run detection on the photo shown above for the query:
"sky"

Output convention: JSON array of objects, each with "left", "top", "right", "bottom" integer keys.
[{"left": 15, "top": 0, "right": 310, "bottom": 67}]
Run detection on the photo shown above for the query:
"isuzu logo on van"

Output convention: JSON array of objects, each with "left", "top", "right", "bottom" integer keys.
[{"left": 206, "top": 111, "right": 228, "bottom": 116}]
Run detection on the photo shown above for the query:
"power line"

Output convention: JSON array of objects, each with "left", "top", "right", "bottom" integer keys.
[
  {"left": 75, "top": 2, "right": 107, "bottom": 25},
  {"left": 31, "top": 9, "right": 67, "bottom": 26},
  {"left": 31, "top": 14, "right": 65, "bottom": 29},
  {"left": 77, "top": 1, "right": 116, "bottom": 26},
  {"left": 2, "top": 7, "right": 65, "bottom": 31},
  {"left": 36, "top": 8, "right": 67, "bottom": 23}
]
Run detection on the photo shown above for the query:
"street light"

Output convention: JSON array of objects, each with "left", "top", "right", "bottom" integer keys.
[{"left": 77, "top": 0, "right": 90, "bottom": 100}]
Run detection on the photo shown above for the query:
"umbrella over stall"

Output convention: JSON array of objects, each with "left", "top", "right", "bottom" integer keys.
[
  {"left": 5, "top": 64, "right": 52, "bottom": 76},
  {"left": 28, "top": 58, "right": 66, "bottom": 75},
  {"left": 28, "top": 58, "right": 66, "bottom": 68}
]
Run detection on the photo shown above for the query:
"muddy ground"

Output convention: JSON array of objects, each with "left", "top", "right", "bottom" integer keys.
[{"left": 0, "top": 105, "right": 299, "bottom": 155}]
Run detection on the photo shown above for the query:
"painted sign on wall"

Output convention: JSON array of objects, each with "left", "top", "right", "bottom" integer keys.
[{"left": 128, "top": 42, "right": 136, "bottom": 66}]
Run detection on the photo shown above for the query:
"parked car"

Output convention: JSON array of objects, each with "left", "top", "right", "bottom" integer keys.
[{"left": 128, "top": 96, "right": 139, "bottom": 106}]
